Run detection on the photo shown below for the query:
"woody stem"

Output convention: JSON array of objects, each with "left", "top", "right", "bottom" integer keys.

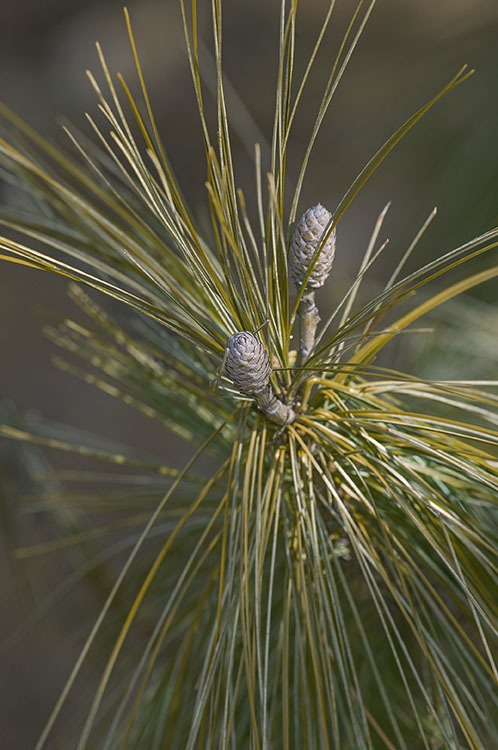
[
  {"left": 297, "top": 291, "right": 320, "bottom": 367},
  {"left": 255, "top": 385, "right": 295, "bottom": 425}
]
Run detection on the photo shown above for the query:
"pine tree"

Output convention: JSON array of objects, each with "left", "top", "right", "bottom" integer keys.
[{"left": 0, "top": 2, "right": 497, "bottom": 747}]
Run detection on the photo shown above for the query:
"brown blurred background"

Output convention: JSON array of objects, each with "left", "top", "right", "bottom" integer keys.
[{"left": 1, "top": 0, "right": 498, "bottom": 746}]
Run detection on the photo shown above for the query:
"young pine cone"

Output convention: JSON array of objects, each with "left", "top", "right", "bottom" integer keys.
[
  {"left": 224, "top": 331, "right": 295, "bottom": 425},
  {"left": 224, "top": 331, "right": 271, "bottom": 396},
  {"left": 289, "top": 203, "right": 335, "bottom": 289}
]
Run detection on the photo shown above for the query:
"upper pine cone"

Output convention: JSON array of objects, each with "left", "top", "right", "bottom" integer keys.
[
  {"left": 224, "top": 332, "right": 272, "bottom": 396},
  {"left": 289, "top": 203, "right": 336, "bottom": 289}
]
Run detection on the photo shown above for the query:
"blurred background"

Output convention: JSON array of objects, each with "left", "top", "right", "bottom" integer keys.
[{"left": 1, "top": 0, "right": 498, "bottom": 746}]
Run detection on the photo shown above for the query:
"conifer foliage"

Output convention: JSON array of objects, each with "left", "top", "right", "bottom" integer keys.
[{"left": 0, "top": 2, "right": 497, "bottom": 747}]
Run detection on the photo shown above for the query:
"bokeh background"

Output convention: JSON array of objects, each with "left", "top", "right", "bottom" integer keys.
[{"left": 1, "top": 0, "right": 498, "bottom": 746}]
